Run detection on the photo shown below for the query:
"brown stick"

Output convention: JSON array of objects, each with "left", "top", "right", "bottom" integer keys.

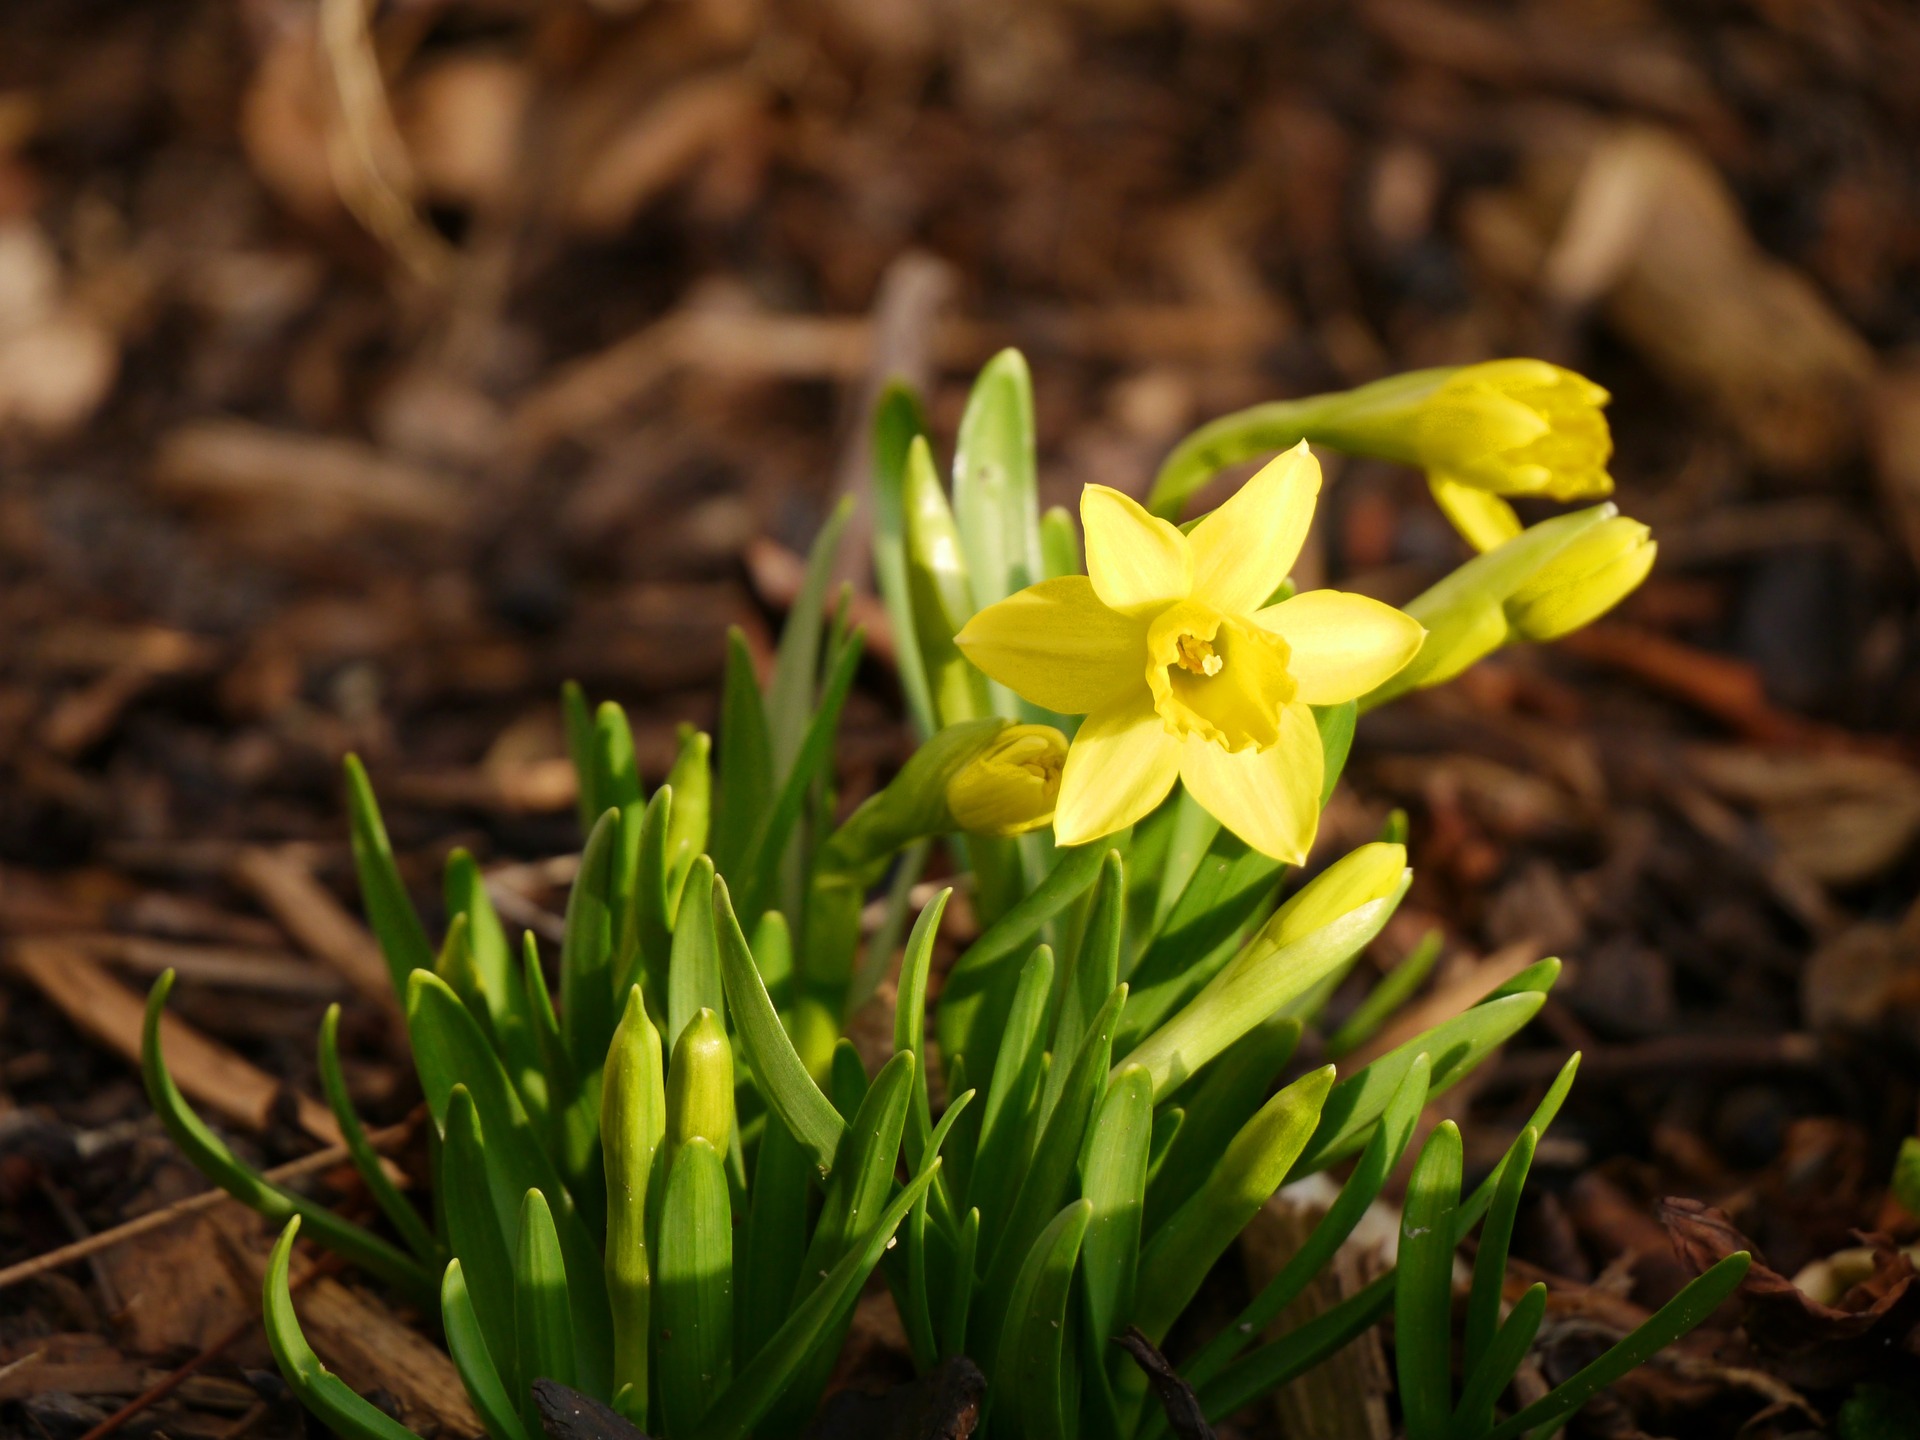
[
  {"left": 1490, "top": 1032, "right": 1822, "bottom": 1087},
  {"left": 0, "top": 1116, "right": 417, "bottom": 1294}
]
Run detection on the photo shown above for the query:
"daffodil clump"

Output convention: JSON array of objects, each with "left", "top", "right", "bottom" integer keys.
[{"left": 140, "top": 350, "right": 1733, "bottom": 1440}]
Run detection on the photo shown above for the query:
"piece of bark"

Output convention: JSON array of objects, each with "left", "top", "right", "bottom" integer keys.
[
  {"left": 95, "top": 1208, "right": 261, "bottom": 1358},
  {"left": 70, "top": 933, "right": 344, "bottom": 999},
  {"left": 565, "top": 72, "right": 765, "bottom": 235},
  {"left": 1800, "top": 897, "right": 1920, "bottom": 1050},
  {"left": 0, "top": 1360, "right": 154, "bottom": 1404},
  {"left": 6, "top": 938, "right": 341, "bottom": 1144},
  {"left": 1463, "top": 119, "right": 1875, "bottom": 477},
  {"left": 151, "top": 420, "right": 465, "bottom": 533},
  {"left": 229, "top": 847, "right": 395, "bottom": 1010},
  {"left": 0, "top": 1116, "right": 418, "bottom": 1297},
  {"left": 1684, "top": 745, "right": 1920, "bottom": 888},
  {"left": 1238, "top": 1188, "right": 1393, "bottom": 1440}
]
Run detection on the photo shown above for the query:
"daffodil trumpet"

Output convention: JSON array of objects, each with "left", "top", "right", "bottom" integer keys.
[
  {"left": 957, "top": 444, "right": 1425, "bottom": 864},
  {"left": 1147, "top": 359, "right": 1615, "bottom": 555}
]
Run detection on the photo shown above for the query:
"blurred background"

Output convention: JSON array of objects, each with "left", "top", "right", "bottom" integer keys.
[{"left": 2, "top": 1, "right": 1919, "bottom": 1437}]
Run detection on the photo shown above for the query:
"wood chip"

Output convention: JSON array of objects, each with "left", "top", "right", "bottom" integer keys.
[
  {"left": 1241, "top": 1186, "right": 1393, "bottom": 1440},
  {"left": 6, "top": 938, "right": 341, "bottom": 1144},
  {"left": 151, "top": 420, "right": 465, "bottom": 532},
  {"left": 229, "top": 847, "right": 395, "bottom": 1009},
  {"left": 68, "top": 933, "right": 344, "bottom": 999},
  {"left": 566, "top": 72, "right": 764, "bottom": 234}
]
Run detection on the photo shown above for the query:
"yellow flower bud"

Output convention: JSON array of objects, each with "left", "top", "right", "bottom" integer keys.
[
  {"left": 1410, "top": 359, "right": 1614, "bottom": 503},
  {"left": 1503, "top": 515, "right": 1655, "bottom": 641},
  {"left": 943, "top": 723, "right": 1067, "bottom": 837},
  {"left": 1360, "top": 504, "right": 1649, "bottom": 710},
  {"left": 1261, "top": 841, "right": 1409, "bottom": 949}
]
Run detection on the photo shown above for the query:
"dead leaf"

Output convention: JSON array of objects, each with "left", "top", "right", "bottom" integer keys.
[{"left": 1660, "top": 1198, "right": 1920, "bottom": 1388}]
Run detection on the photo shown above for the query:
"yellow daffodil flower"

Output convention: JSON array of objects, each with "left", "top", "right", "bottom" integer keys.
[{"left": 955, "top": 444, "right": 1424, "bottom": 863}]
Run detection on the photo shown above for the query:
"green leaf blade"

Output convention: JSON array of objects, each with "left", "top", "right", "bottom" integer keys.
[
  {"left": 711, "top": 876, "right": 845, "bottom": 1176},
  {"left": 262, "top": 1218, "right": 426, "bottom": 1440},
  {"left": 513, "top": 1188, "right": 576, "bottom": 1436},
  {"left": 1397, "top": 1121, "right": 1463, "bottom": 1440},
  {"left": 656, "top": 1138, "right": 734, "bottom": 1436}
]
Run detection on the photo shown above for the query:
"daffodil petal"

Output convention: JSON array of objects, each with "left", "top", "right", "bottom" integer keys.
[
  {"left": 1082, "top": 485, "right": 1192, "bottom": 614},
  {"left": 1177, "top": 703, "right": 1322, "bottom": 863},
  {"left": 1429, "top": 477, "right": 1524, "bottom": 553},
  {"left": 1053, "top": 693, "right": 1180, "bottom": 847},
  {"left": 956, "top": 576, "right": 1148, "bottom": 714},
  {"left": 1186, "top": 443, "right": 1321, "bottom": 614},
  {"left": 1253, "top": 590, "right": 1425, "bottom": 705},
  {"left": 1419, "top": 388, "right": 1551, "bottom": 458}
]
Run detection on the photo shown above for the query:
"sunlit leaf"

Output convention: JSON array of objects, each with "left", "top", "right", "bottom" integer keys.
[{"left": 261, "top": 1219, "right": 426, "bottom": 1440}]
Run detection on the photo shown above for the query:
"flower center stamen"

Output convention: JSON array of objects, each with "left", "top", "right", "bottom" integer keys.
[{"left": 1175, "top": 634, "right": 1223, "bottom": 677}]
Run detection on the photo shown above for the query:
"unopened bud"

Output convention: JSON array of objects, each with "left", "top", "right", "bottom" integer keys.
[
  {"left": 665, "top": 1008, "right": 733, "bottom": 1153},
  {"left": 1503, "top": 516, "right": 1654, "bottom": 641},
  {"left": 944, "top": 724, "right": 1067, "bottom": 837},
  {"left": 1361, "top": 505, "right": 1635, "bottom": 709},
  {"left": 821, "top": 718, "right": 1069, "bottom": 874},
  {"left": 1262, "top": 842, "right": 1409, "bottom": 950},
  {"left": 601, "top": 984, "right": 663, "bottom": 1402}
]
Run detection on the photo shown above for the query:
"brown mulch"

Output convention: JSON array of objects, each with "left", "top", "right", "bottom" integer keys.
[{"left": 2, "top": 1, "right": 1919, "bottom": 1436}]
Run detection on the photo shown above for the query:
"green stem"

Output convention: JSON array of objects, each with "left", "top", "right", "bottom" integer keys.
[{"left": 1148, "top": 396, "right": 1342, "bottom": 520}]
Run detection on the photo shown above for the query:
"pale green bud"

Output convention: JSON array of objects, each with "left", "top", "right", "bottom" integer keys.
[
  {"left": 1361, "top": 505, "right": 1634, "bottom": 709},
  {"left": 943, "top": 723, "right": 1066, "bottom": 837},
  {"left": 601, "top": 984, "right": 663, "bottom": 1406},
  {"left": 1503, "top": 515, "right": 1655, "bottom": 641},
  {"left": 1151, "top": 359, "right": 1612, "bottom": 530},
  {"left": 665, "top": 1008, "right": 733, "bottom": 1153}
]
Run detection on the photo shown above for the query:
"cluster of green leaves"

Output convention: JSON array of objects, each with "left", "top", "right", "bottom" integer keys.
[{"left": 139, "top": 350, "right": 1746, "bottom": 1440}]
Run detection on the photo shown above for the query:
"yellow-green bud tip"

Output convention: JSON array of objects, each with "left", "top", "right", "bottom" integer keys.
[
  {"left": 665, "top": 1008, "right": 734, "bottom": 1152},
  {"left": 944, "top": 724, "right": 1068, "bottom": 837},
  {"left": 1504, "top": 515, "right": 1655, "bottom": 641}
]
